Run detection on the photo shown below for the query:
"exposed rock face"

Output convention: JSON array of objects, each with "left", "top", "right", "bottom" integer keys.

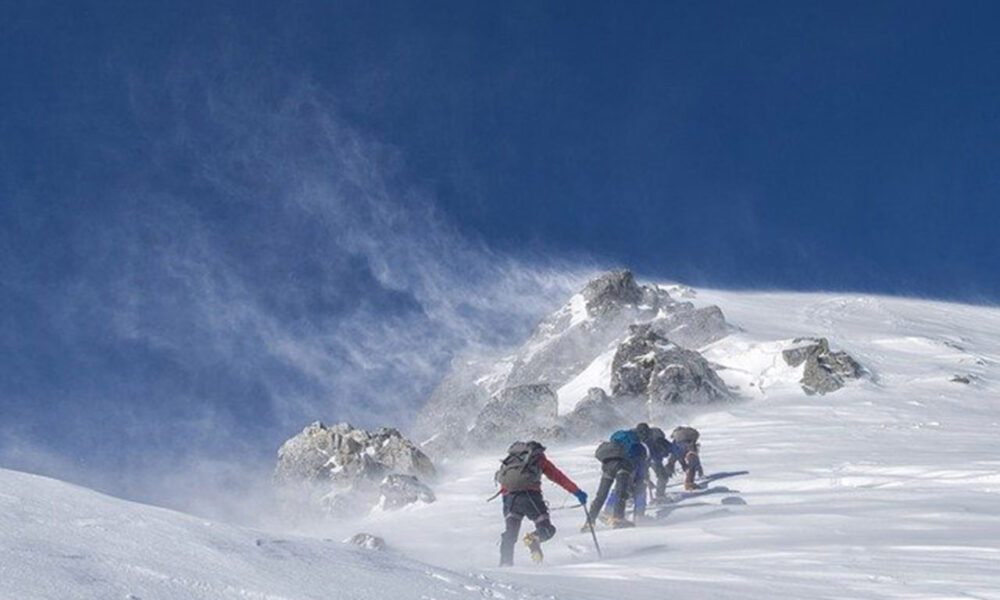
[
  {"left": 343, "top": 533, "right": 387, "bottom": 551},
  {"left": 611, "top": 324, "right": 733, "bottom": 420},
  {"left": 412, "top": 270, "right": 735, "bottom": 455},
  {"left": 274, "top": 422, "right": 436, "bottom": 517},
  {"left": 377, "top": 474, "right": 436, "bottom": 510},
  {"left": 581, "top": 270, "right": 648, "bottom": 316},
  {"left": 782, "top": 338, "right": 865, "bottom": 395},
  {"left": 503, "top": 270, "right": 679, "bottom": 390},
  {"left": 275, "top": 422, "right": 435, "bottom": 486},
  {"left": 468, "top": 384, "right": 558, "bottom": 447}
]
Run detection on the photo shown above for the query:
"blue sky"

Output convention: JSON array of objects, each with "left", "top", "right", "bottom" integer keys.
[{"left": 2, "top": 1, "right": 998, "bottom": 509}]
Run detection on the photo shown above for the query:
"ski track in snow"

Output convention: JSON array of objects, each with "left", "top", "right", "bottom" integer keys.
[{"left": 5, "top": 288, "right": 1000, "bottom": 599}]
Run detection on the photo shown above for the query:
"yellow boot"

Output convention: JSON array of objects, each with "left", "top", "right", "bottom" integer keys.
[{"left": 523, "top": 532, "right": 544, "bottom": 563}]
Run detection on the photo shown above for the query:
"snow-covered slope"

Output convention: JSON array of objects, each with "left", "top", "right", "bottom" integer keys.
[
  {"left": 0, "top": 468, "right": 550, "bottom": 600},
  {"left": 326, "top": 288, "right": 1000, "bottom": 599},
  {"left": 6, "top": 287, "right": 1000, "bottom": 599}
]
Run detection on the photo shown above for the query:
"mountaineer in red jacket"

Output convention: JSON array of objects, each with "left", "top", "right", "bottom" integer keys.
[{"left": 494, "top": 441, "right": 588, "bottom": 566}]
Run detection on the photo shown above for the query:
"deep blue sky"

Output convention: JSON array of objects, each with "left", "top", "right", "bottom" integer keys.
[{"left": 2, "top": 1, "right": 999, "bottom": 507}]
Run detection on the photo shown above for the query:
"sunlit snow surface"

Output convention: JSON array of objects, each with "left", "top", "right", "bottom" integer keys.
[{"left": 5, "top": 289, "right": 1000, "bottom": 599}]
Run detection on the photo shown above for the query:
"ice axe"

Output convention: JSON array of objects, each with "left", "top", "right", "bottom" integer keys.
[{"left": 579, "top": 502, "right": 603, "bottom": 559}]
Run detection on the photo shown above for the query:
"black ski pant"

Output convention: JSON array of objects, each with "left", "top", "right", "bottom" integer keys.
[
  {"left": 500, "top": 490, "right": 555, "bottom": 566},
  {"left": 587, "top": 457, "right": 633, "bottom": 523}
]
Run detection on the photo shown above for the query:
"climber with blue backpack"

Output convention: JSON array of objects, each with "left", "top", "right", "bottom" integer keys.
[
  {"left": 494, "top": 441, "right": 587, "bottom": 566},
  {"left": 584, "top": 423, "right": 650, "bottom": 529}
]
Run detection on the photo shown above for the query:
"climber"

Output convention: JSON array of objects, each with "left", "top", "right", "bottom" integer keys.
[
  {"left": 665, "top": 425, "right": 704, "bottom": 491},
  {"left": 494, "top": 441, "right": 587, "bottom": 566},
  {"left": 586, "top": 423, "right": 649, "bottom": 529}
]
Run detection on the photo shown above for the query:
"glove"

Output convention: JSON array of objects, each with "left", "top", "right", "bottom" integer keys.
[{"left": 574, "top": 490, "right": 588, "bottom": 506}]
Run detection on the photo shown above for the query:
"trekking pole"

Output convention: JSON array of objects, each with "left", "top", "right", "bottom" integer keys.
[{"left": 579, "top": 503, "right": 603, "bottom": 559}]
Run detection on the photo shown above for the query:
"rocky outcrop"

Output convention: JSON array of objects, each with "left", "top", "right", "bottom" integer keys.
[
  {"left": 649, "top": 305, "right": 731, "bottom": 350},
  {"left": 468, "top": 384, "right": 559, "bottom": 447},
  {"left": 611, "top": 325, "right": 733, "bottom": 419},
  {"left": 274, "top": 422, "right": 436, "bottom": 517},
  {"left": 781, "top": 338, "right": 865, "bottom": 395},
  {"left": 503, "top": 270, "right": 680, "bottom": 390},
  {"left": 411, "top": 270, "right": 735, "bottom": 455},
  {"left": 581, "top": 270, "right": 648, "bottom": 316},
  {"left": 377, "top": 474, "right": 436, "bottom": 510},
  {"left": 275, "top": 422, "right": 436, "bottom": 486},
  {"left": 343, "top": 533, "right": 387, "bottom": 551}
]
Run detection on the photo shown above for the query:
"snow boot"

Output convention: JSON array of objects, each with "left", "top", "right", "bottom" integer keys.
[
  {"left": 610, "top": 516, "right": 635, "bottom": 529},
  {"left": 523, "top": 532, "right": 544, "bottom": 563}
]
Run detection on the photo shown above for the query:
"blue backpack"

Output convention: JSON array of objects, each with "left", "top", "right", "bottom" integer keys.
[{"left": 610, "top": 429, "right": 644, "bottom": 461}]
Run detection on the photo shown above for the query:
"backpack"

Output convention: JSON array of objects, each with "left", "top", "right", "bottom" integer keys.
[
  {"left": 609, "top": 429, "right": 644, "bottom": 461},
  {"left": 495, "top": 441, "right": 545, "bottom": 491},
  {"left": 594, "top": 440, "right": 626, "bottom": 462},
  {"left": 671, "top": 426, "right": 700, "bottom": 444}
]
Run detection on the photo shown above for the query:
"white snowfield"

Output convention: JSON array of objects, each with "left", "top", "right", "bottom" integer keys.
[
  {"left": 0, "top": 467, "right": 557, "bottom": 600},
  {"left": 5, "top": 288, "right": 1000, "bottom": 599}
]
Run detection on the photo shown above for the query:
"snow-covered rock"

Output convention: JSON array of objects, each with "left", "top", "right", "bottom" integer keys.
[
  {"left": 611, "top": 324, "right": 733, "bottom": 419},
  {"left": 343, "top": 532, "right": 388, "bottom": 551},
  {"left": 468, "top": 384, "right": 559, "bottom": 447},
  {"left": 377, "top": 474, "right": 436, "bottom": 510},
  {"left": 275, "top": 422, "right": 435, "bottom": 485},
  {"left": 274, "top": 422, "right": 435, "bottom": 517},
  {"left": 413, "top": 269, "right": 734, "bottom": 451},
  {"left": 503, "top": 270, "right": 676, "bottom": 389},
  {"left": 649, "top": 304, "right": 732, "bottom": 349},
  {"left": 781, "top": 337, "right": 865, "bottom": 395},
  {"left": 560, "top": 387, "right": 630, "bottom": 436}
]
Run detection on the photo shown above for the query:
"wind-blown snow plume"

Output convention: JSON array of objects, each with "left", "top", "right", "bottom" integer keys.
[{"left": 0, "top": 45, "right": 593, "bottom": 515}]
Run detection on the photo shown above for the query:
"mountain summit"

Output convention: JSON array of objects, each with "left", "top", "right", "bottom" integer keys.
[{"left": 412, "top": 270, "right": 735, "bottom": 453}]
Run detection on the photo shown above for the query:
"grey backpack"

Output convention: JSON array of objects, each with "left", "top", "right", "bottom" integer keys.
[
  {"left": 671, "top": 426, "right": 700, "bottom": 444},
  {"left": 496, "top": 441, "right": 545, "bottom": 491},
  {"left": 594, "top": 440, "right": 627, "bottom": 462}
]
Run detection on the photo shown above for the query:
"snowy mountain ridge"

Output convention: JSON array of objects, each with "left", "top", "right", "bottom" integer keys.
[
  {"left": 412, "top": 270, "right": 870, "bottom": 456},
  {"left": 5, "top": 283, "right": 1000, "bottom": 599},
  {"left": 413, "top": 271, "right": 738, "bottom": 452}
]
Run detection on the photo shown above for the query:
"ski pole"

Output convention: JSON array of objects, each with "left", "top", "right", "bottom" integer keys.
[{"left": 580, "top": 503, "right": 603, "bottom": 559}]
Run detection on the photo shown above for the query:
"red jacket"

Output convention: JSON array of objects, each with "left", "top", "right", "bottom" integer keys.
[{"left": 501, "top": 454, "right": 580, "bottom": 495}]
